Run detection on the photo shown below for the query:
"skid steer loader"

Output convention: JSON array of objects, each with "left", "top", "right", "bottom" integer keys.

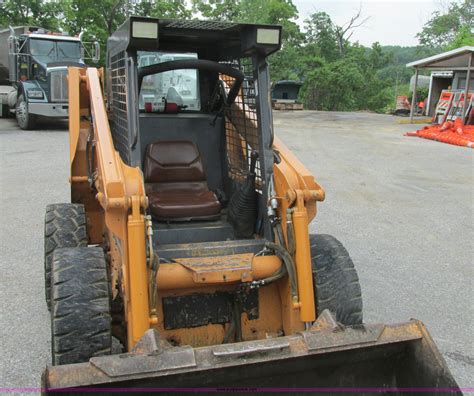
[{"left": 42, "top": 17, "right": 460, "bottom": 394}]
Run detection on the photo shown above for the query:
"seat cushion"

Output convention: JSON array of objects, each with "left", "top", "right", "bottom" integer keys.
[
  {"left": 143, "top": 141, "right": 222, "bottom": 220},
  {"left": 146, "top": 182, "right": 222, "bottom": 219},
  {"left": 144, "top": 141, "right": 205, "bottom": 183}
]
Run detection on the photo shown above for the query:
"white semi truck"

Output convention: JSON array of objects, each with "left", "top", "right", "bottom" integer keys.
[{"left": 0, "top": 26, "right": 99, "bottom": 129}]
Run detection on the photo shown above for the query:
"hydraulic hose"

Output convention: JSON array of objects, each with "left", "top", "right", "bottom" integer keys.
[
  {"left": 264, "top": 241, "right": 298, "bottom": 300},
  {"left": 222, "top": 317, "right": 236, "bottom": 344},
  {"left": 146, "top": 215, "right": 159, "bottom": 320}
]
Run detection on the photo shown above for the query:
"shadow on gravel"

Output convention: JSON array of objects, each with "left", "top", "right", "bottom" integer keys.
[
  {"left": 33, "top": 117, "right": 69, "bottom": 131},
  {"left": 0, "top": 116, "right": 68, "bottom": 132}
]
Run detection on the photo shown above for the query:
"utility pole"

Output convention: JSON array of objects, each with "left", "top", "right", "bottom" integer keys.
[
  {"left": 410, "top": 68, "right": 418, "bottom": 123},
  {"left": 462, "top": 53, "right": 473, "bottom": 122}
]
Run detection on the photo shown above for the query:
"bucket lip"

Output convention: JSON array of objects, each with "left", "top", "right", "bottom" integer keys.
[
  {"left": 10, "top": 385, "right": 471, "bottom": 393},
  {"left": 42, "top": 319, "right": 460, "bottom": 392},
  {"left": 37, "top": 386, "right": 468, "bottom": 394}
]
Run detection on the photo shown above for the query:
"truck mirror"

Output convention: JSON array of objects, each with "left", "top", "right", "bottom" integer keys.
[{"left": 93, "top": 41, "right": 100, "bottom": 64}]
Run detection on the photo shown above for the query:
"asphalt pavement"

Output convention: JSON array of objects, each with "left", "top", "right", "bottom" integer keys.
[{"left": 0, "top": 111, "right": 472, "bottom": 391}]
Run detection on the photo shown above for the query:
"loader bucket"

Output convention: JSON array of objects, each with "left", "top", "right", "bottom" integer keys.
[{"left": 43, "top": 319, "right": 460, "bottom": 395}]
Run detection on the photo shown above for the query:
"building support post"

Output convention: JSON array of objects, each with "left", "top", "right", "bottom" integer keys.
[
  {"left": 410, "top": 67, "right": 419, "bottom": 123},
  {"left": 462, "top": 53, "right": 473, "bottom": 123}
]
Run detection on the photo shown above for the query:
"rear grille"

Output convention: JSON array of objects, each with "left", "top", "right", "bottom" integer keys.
[
  {"left": 50, "top": 70, "right": 68, "bottom": 102},
  {"left": 163, "top": 20, "right": 237, "bottom": 30}
]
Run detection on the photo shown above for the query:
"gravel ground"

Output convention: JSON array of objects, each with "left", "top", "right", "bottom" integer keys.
[
  {"left": 0, "top": 111, "right": 472, "bottom": 391},
  {"left": 274, "top": 110, "right": 473, "bottom": 387}
]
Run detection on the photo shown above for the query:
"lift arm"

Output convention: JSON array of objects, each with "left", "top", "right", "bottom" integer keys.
[{"left": 68, "top": 66, "right": 151, "bottom": 348}]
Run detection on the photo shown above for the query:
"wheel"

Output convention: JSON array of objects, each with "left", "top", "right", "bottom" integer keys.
[
  {"left": 16, "top": 94, "right": 36, "bottom": 130},
  {"left": 51, "top": 247, "right": 112, "bottom": 365},
  {"left": 44, "top": 204, "right": 87, "bottom": 310},
  {"left": 310, "top": 234, "right": 363, "bottom": 325}
]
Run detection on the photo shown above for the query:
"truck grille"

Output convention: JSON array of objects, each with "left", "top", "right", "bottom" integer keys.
[{"left": 50, "top": 70, "right": 68, "bottom": 102}]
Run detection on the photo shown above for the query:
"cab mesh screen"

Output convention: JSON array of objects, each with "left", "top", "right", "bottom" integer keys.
[
  {"left": 221, "top": 58, "right": 262, "bottom": 187},
  {"left": 109, "top": 51, "right": 130, "bottom": 163}
]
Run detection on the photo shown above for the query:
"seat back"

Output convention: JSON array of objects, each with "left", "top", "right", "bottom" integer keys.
[
  {"left": 144, "top": 141, "right": 206, "bottom": 184},
  {"left": 139, "top": 114, "right": 225, "bottom": 191}
]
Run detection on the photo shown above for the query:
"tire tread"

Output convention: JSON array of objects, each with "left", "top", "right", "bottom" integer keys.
[
  {"left": 310, "top": 234, "right": 363, "bottom": 325},
  {"left": 44, "top": 204, "right": 87, "bottom": 309},
  {"left": 51, "top": 247, "right": 111, "bottom": 365}
]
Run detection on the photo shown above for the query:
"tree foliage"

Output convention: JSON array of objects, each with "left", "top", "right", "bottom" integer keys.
[
  {"left": 191, "top": 0, "right": 241, "bottom": 21},
  {"left": 446, "top": 25, "right": 474, "bottom": 49},
  {"left": 417, "top": 0, "right": 473, "bottom": 48},
  {"left": 297, "top": 12, "right": 392, "bottom": 112},
  {"left": 302, "top": 59, "right": 365, "bottom": 111},
  {"left": 0, "top": 0, "right": 62, "bottom": 30}
]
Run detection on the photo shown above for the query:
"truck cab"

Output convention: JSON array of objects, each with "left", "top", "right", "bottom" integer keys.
[{"left": 0, "top": 26, "right": 99, "bottom": 129}]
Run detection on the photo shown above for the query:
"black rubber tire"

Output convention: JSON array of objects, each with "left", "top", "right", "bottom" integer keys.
[
  {"left": 310, "top": 234, "right": 363, "bottom": 325},
  {"left": 44, "top": 204, "right": 88, "bottom": 310},
  {"left": 16, "top": 94, "right": 36, "bottom": 130},
  {"left": 51, "top": 247, "right": 112, "bottom": 365}
]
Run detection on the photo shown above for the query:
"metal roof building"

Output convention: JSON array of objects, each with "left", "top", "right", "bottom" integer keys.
[{"left": 406, "top": 46, "right": 473, "bottom": 122}]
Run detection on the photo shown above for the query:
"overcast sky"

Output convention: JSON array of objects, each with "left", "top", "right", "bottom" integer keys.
[{"left": 293, "top": 0, "right": 449, "bottom": 46}]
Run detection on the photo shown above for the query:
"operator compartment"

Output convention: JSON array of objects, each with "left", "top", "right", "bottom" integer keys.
[
  {"left": 105, "top": 18, "right": 286, "bottom": 346},
  {"left": 106, "top": 20, "right": 280, "bottom": 244},
  {"left": 137, "top": 64, "right": 240, "bottom": 244}
]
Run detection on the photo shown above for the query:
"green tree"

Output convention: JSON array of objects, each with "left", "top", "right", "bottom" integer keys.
[
  {"left": 268, "top": 44, "right": 305, "bottom": 81},
  {"left": 132, "top": 0, "right": 191, "bottom": 19},
  {"left": 238, "top": 0, "right": 301, "bottom": 43},
  {"left": 417, "top": 0, "right": 474, "bottom": 48},
  {"left": 301, "top": 58, "right": 365, "bottom": 111},
  {"left": 192, "top": 0, "right": 302, "bottom": 43},
  {"left": 58, "top": 0, "right": 126, "bottom": 65},
  {"left": 446, "top": 25, "right": 474, "bottom": 49},
  {"left": 333, "top": 7, "right": 369, "bottom": 56},
  {"left": 303, "top": 12, "right": 339, "bottom": 61},
  {"left": 60, "top": 0, "right": 190, "bottom": 65},
  {"left": 191, "top": 0, "right": 241, "bottom": 21},
  {"left": 298, "top": 11, "right": 394, "bottom": 112},
  {"left": 236, "top": 0, "right": 303, "bottom": 83},
  {"left": 192, "top": 0, "right": 303, "bottom": 82},
  {"left": 369, "top": 42, "right": 393, "bottom": 70},
  {"left": 60, "top": 0, "right": 125, "bottom": 37},
  {"left": 376, "top": 64, "right": 412, "bottom": 85},
  {"left": 0, "top": 0, "right": 62, "bottom": 30}
]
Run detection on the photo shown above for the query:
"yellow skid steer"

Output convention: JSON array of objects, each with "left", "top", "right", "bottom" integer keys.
[{"left": 42, "top": 17, "right": 460, "bottom": 394}]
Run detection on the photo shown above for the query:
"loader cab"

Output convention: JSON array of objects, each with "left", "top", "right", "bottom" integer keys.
[{"left": 106, "top": 17, "right": 281, "bottom": 244}]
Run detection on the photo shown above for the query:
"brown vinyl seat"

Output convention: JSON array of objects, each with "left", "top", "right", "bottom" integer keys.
[{"left": 144, "top": 141, "right": 222, "bottom": 220}]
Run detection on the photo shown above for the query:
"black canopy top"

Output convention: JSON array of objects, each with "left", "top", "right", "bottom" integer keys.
[{"left": 107, "top": 16, "right": 282, "bottom": 60}]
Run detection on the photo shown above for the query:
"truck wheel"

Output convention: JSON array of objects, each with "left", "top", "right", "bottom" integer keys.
[
  {"left": 310, "top": 234, "right": 363, "bottom": 325},
  {"left": 16, "top": 94, "right": 36, "bottom": 130},
  {"left": 44, "top": 204, "right": 87, "bottom": 310},
  {"left": 51, "top": 247, "right": 112, "bottom": 365}
]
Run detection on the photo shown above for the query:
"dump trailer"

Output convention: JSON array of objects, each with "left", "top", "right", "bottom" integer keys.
[
  {"left": 272, "top": 80, "right": 304, "bottom": 110},
  {"left": 0, "top": 26, "right": 99, "bottom": 129},
  {"left": 42, "top": 17, "right": 460, "bottom": 394}
]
